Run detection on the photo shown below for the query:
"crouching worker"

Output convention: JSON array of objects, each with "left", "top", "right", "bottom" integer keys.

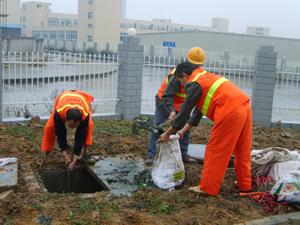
[
  {"left": 40, "top": 90, "right": 94, "bottom": 171},
  {"left": 160, "top": 61, "right": 252, "bottom": 196},
  {"left": 147, "top": 47, "right": 206, "bottom": 163}
]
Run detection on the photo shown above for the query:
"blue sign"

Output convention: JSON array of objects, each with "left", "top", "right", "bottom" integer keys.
[{"left": 162, "top": 41, "right": 176, "bottom": 48}]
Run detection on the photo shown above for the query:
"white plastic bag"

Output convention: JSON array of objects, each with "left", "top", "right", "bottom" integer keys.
[
  {"left": 271, "top": 171, "right": 300, "bottom": 203},
  {"left": 151, "top": 134, "right": 185, "bottom": 189}
]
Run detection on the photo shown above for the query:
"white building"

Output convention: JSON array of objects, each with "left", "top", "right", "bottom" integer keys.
[
  {"left": 21, "top": 0, "right": 121, "bottom": 44},
  {"left": 78, "top": 0, "right": 121, "bottom": 44},
  {"left": 246, "top": 26, "right": 270, "bottom": 36},
  {"left": 211, "top": 18, "right": 229, "bottom": 33},
  {"left": 120, "top": 18, "right": 221, "bottom": 42},
  {"left": 21, "top": 1, "right": 78, "bottom": 41},
  {"left": 6, "top": 0, "right": 21, "bottom": 27}
]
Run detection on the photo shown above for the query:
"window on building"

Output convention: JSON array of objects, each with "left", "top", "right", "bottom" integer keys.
[
  {"left": 88, "top": 24, "right": 93, "bottom": 28},
  {"left": 42, "top": 31, "right": 48, "bottom": 39},
  {"left": 49, "top": 31, "right": 57, "bottom": 39},
  {"left": 156, "top": 26, "right": 166, "bottom": 31},
  {"left": 66, "top": 19, "right": 72, "bottom": 26},
  {"left": 66, "top": 31, "right": 77, "bottom": 41},
  {"left": 57, "top": 31, "right": 65, "bottom": 40},
  {"left": 87, "top": 35, "right": 93, "bottom": 42},
  {"left": 32, "top": 31, "right": 41, "bottom": 38},
  {"left": 61, "top": 19, "right": 66, "bottom": 26},
  {"left": 88, "top": 0, "right": 93, "bottom": 4},
  {"left": 41, "top": 21, "right": 44, "bottom": 27},
  {"left": 37, "top": 4, "right": 42, "bottom": 8},
  {"left": 120, "top": 23, "right": 127, "bottom": 28},
  {"left": 73, "top": 19, "right": 78, "bottom": 26},
  {"left": 48, "top": 18, "right": 60, "bottom": 26},
  {"left": 138, "top": 24, "right": 149, "bottom": 30},
  {"left": 120, "top": 32, "right": 128, "bottom": 43},
  {"left": 22, "top": 16, "right": 26, "bottom": 22},
  {"left": 88, "top": 12, "right": 93, "bottom": 19}
]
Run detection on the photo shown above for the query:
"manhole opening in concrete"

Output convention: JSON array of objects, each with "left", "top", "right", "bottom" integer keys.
[{"left": 38, "top": 167, "right": 105, "bottom": 193}]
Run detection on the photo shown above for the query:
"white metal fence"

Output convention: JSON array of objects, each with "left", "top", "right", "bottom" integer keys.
[
  {"left": 272, "top": 71, "right": 300, "bottom": 123},
  {"left": 141, "top": 51, "right": 255, "bottom": 115},
  {"left": 2, "top": 51, "right": 119, "bottom": 120}
]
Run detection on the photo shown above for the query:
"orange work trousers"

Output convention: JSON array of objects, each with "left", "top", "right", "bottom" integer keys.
[{"left": 199, "top": 102, "right": 252, "bottom": 196}]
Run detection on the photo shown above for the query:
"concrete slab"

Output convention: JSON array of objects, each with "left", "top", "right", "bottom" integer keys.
[
  {"left": 188, "top": 144, "right": 206, "bottom": 159},
  {"left": 87, "top": 155, "right": 146, "bottom": 196},
  {"left": 0, "top": 157, "right": 18, "bottom": 192}
]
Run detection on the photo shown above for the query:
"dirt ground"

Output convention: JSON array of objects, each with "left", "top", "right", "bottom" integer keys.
[{"left": 0, "top": 119, "right": 300, "bottom": 225}]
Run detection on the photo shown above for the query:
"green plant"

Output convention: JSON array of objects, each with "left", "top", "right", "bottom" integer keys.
[{"left": 31, "top": 202, "right": 43, "bottom": 211}]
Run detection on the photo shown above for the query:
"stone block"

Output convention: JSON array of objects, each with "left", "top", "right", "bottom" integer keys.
[{"left": 0, "top": 157, "right": 18, "bottom": 192}]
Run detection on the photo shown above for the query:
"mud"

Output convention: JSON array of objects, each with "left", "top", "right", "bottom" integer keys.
[
  {"left": 0, "top": 120, "right": 299, "bottom": 225},
  {"left": 87, "top": 155, "right": 148, "bottom": 196}
]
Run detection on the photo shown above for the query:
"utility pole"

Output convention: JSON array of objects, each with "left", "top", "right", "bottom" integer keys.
[{"left": 0, "top": 0, "right": 6, "bottom": 122}]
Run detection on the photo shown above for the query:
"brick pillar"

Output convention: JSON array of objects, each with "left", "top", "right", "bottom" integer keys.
[
  {"left": 0, "top": 39, "right": 2, "bottom": 122},
  {"left": 117, "top": 36, "right": 144, "bottom": 119},
  {"left": 252, "top": 46, "right": 277, "bottom": 127}
]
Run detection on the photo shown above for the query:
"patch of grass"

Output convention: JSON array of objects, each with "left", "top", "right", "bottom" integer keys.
[
  {"left": 93, "top": 120, "right": 132, "bottom": 136},
  {"left": 159, "top": 203, "right": 175, "bottom": 215},
  {"left": 132, "top": 194, "right": 177, "bottom": 215},
  {"left": 67, "top": 211, "right": 87, "bottom": 225},
  {"left": 78, "top": 200, "right": 97, "bottom": 212},
  {"left": 6, "top": 126, "right": 35, "bottom": 141}
]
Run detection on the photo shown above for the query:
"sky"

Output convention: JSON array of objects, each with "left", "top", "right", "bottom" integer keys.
[{"left": 21, "top": 0, "right": 300, "bottom": 39}]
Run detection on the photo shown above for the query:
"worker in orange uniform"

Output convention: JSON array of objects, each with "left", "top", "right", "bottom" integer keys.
[
  {"left": 160, "top": 59, "right": 252, "bottom": 196},
  {"left": 147, "top": 47, "right": 205, "bottom": 163},
  {"left": 40, "top": 90, "right": 94, "bottom": 171}
]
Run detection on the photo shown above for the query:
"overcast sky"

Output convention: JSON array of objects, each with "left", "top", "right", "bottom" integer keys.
[{"left": 21, "top": 0, "right": 300, "bottom": 39}]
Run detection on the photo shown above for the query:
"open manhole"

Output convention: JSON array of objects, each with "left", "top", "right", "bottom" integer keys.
[{"left": 38, "top": 167, "right": 105, "bottom": 193}]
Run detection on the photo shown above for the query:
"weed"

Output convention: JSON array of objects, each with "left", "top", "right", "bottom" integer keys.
[
  {"left": 78, "top": 200, "right": 96, "bottom": 212},
  {"left": 31, "top": 202, "right": 43, "bottom": 211}
]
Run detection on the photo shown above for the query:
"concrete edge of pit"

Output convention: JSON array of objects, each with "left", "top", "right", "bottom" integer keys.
[{"left": 235, "top": 211, "right": 300, "bottom": 225}]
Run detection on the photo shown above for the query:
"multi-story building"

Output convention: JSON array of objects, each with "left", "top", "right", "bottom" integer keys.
[
  {"left": 78, "top": 0, "right": 121, "bottom": 44},
  {"left": 21, "top": 0, "right": 121, "bottom": 45},
  {"left": 21, "top": 1, "right": 78, "bottom": 41},
  {"left": 0, "top": 0, "right": 21, "bottom": 37},
  {"left": 246, "top": 26, "right": 270, "bottom": 36}
]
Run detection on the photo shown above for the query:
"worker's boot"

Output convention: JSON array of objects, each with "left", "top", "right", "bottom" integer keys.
[
  {"left": 182, "top": 154, "right": 197, "bottom": 163},
  {"left": 188, "top": 186, "right": 208, "bottom": 195}
]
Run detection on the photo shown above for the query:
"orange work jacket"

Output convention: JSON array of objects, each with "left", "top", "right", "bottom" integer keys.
[
  {"left": 157, "top": 69, "right": 186, "bottom": 112},
  {"left": 41, "top": 90, "right": 94, "bottom": 151},
  {"left": 188, "top": 68, "right": 249, "bottom": 123}
]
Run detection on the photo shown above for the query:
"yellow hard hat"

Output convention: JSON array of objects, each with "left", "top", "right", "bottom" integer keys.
[{"left": 187, "top": 47, "right": 206, "bottom": 65}]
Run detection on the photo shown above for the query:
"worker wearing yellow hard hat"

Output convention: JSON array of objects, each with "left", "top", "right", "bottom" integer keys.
[
  {"left": 147, "top": 47, "right": 206, "bottom": 164},
  {"left": 187, "top": 47, "right": 206, "bottom": 65}
]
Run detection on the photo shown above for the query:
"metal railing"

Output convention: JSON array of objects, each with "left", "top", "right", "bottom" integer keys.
[
  {"left": 272, "top": 70, "right": 300, "bottom": 123},
  {"left": 2, "top": 51, "right": 119, "bottom": 120},
  {"left": 141, "top": 51, "right": 255, "bottom": 115}
]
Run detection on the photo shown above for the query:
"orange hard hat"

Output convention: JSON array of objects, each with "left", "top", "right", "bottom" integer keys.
[{"left": 187, "top": 47, "right": 206, "bottom": 65}]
